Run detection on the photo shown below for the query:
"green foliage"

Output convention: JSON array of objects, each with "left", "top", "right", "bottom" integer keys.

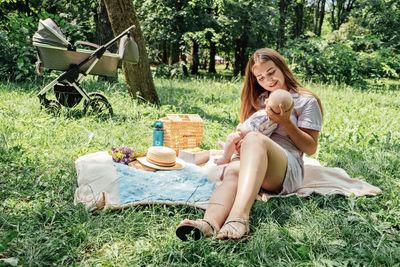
[
  {"left": 135, "top": 0, "right": 188, "bottom": 63},
  {"left": 281, "top": 38, "right": 360, "bottom": 85},
  {"left": 134, "top": 0, "right": 400, "bottom": 84},
  {"left": 325, "top": 20, "right": 378, "bottom": 51},
  {"left": 135, "top": 0, "right": 223, "bottom": 65},
  {"left": 0, "top": 0, "right": 400, "bottom": 85},
  {"left": 281, "top": 36, "right": 400, "bottom": 85},
  {"left": 323, "top": 43, "right": 362, "bottom": 84},
  {"left": 154, "top": 62, "right": 188, "bottom": 79},
  {"left": 0, "top": 14, "right": 38, "bottom": 82},
  {"left": 354, "top": 0, "right": 400, "bottom": 51},
  {"left": 322, "top": 20, "right": 400, "bottom": 80}
]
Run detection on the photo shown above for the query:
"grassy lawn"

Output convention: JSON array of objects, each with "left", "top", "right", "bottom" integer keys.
[{"left": 0, "top": 73, "right": 399, "bottom": 266}]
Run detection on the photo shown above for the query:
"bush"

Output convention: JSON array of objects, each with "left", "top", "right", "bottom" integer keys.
[
  {"left": 154, "top": 62, "right": 188, "bottom": 79},
  {"left": 281, "top": 38, "right": 364, "bottom": 85},
  {"left": 357, "top": 51, "right": 383, "bottom": 79},
  {"left": 377, "top": 48, "right": 400, "bottom": 78},
  {"left": 0, "top": 14, "right": 38, "bottom": 82},
  {"left": 280, "top": 37, "right": 400, "bottom": 85},
  {"left": 323, "top": 43, "right": 362, "bottom": 84}
]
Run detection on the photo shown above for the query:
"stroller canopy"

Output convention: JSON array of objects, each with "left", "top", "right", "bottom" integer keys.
[
  {"left": 32, "top": 18, "right": 139, "bottom": 77},
  {"left": 33, "top": 18, "right": 72, "bottom": 48}
]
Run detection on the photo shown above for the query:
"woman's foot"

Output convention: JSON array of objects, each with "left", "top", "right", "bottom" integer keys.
[
  {"left": 217, "top": 219, "right": 251, "bottom": 241},
  {"left": 176, "top": 219, "right": 219, "bottom": 241}
]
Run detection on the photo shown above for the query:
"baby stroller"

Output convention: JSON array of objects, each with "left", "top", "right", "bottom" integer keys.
[{"left": 33, "top": 18, "right": 139, "bottom": 116}]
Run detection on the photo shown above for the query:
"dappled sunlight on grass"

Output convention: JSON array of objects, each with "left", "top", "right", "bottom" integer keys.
[{"left": 2, "top": 198, "right": 39, "bottom": 215}]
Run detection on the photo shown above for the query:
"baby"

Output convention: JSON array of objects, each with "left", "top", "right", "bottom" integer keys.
[{"left": 214, "top": 89, "right": 293, "bottom": 165}]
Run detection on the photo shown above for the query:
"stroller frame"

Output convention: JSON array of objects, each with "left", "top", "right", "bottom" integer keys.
[{"left": 34, "top": 19, "right": 136, "bottom": 116}]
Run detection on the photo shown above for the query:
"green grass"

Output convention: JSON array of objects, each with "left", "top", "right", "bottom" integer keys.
[{"left": 0, "top": 74, "right": 399, "bottom": 266}]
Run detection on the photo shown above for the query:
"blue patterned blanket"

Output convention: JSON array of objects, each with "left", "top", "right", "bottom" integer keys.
[
  {"left": 74, "top": 152, "right": 216, "bottom": 210},
  {"left": 115, "top": 162, "right": 216, "bottom": 205}
]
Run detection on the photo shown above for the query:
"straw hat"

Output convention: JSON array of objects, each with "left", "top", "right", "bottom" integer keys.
[{"left": 137, "top": 146, "right": 185, "bottom": 170}]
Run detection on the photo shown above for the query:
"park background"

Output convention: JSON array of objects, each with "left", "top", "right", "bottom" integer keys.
[{"left": 1, "top": 0, "right": 399, "bottom": 266}]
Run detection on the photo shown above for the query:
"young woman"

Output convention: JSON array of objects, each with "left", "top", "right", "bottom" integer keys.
[{"left": 176, "top": 48, "right": 323, "bottom": 241}]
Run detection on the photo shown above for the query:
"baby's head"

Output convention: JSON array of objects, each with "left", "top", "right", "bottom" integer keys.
[{"left": 268, "top": 89, "right": 293, "bottom": 114}]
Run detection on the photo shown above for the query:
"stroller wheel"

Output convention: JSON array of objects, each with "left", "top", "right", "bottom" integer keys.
[
  {"left": 42, "top": 99, "right": 61, "bottom": 116},
  {"left": 83, "top": 96, "right": 113, "bottom": 117},
  {"left": 83, "top": 92, "right": 108, "bottom": 107},
  {"left": 83, "top": 92, "right": 108, "bottom": 106}
]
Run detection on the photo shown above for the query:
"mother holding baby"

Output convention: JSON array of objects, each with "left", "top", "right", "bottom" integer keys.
[{"left": 176, "top": 48, "right": 323, "bottom": 241}]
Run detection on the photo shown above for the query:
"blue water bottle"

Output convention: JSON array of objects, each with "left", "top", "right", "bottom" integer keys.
[{"left": 153, "top": 121, "right": 164, "bottom": 146}]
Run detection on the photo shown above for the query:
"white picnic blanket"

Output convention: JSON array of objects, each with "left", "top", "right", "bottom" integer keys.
[
  {"left": 203, "top": 151, "right": 381, "bottom": 201},
  {"left": 259, "top": 156, "right": 381, "bottom": 201},
  {"left": 74, "top": 151, "right": 381, "bottom": 210}
]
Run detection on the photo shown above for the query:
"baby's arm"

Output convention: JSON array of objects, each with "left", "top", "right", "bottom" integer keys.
[
  {"left": 214, "top": 131, "right": 243, "bottom": 165},
  {"left": 236, "top": 123, "right": 252, "bottom": 136}
]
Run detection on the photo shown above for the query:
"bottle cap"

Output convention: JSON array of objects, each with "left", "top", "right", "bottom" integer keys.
[{"left": 154, "top": 121, "right": 163, "bottom": 128}]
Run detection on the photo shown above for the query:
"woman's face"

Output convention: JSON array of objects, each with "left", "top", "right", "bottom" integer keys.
[{"left": 252, "top": 61, "right": 288, "bottom": 92}]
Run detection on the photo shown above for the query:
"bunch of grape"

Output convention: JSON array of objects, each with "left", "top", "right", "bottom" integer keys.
[{"left": 109, "top": 146, "right": 136, "bottom": 164}]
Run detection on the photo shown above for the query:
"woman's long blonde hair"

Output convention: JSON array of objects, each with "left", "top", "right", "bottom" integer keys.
[{"left": 239, "top": 48, "right": 323, "bottom": 122}]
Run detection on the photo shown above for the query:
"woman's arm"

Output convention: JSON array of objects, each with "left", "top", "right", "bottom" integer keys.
[
  {"left": 266, "top": 103, "right": 319, "bottom": 156},
  {"left": 281, "top": 123, "right": 319, "bottom": 155}
]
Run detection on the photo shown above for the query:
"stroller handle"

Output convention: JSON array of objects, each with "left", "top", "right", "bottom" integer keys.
[
  {"left": 104, "top": 25, "right": 136, "bottom": 48},
  {"left": 57, "top": 25, "right": 137, "bottom": 81}
]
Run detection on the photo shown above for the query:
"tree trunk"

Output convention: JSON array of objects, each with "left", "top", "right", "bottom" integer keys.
[
  {"left": 170, "top": 0, "right": 184, "bottom": 66},
  {"left": 337, "top": 0, "right": 356, "bottom": 29},
  {"left": 95, "top": 0, "right": 117, "bottom": 82},
  {"left": 313, "top": 0, "right": 321, "bottom": 35},
  {"left": 168, "top": 43, "right": 180, "bottom": 65},
  {"left": 224, "top": 57, "right": 229, "bottom": 70},
  {"left": 277, "top": 0, "right": 288, "bottom": 49},
  {"left": 24, "top": 0, "right": 31, "bottom": 16},
  {"left": 233, "top": 37, "right": 241, "bottom": 77},
  {"left": 318, "top": 0, "right": 326, "bottom": 36},
  {"left": 104, "top": 0, "right": 159, "bottom": 104},
  {"left": 208, "top": 41, "right": 216, "bottom": 73},
  {"left": 233, "top": 34, "right": 248, "bottom": 76},
  {"left": 331, "top": 0, "right": 338, "bottom": 30},
  {"left": 190, "top": 39, "right": 199, "bottom": 74},
  {"left": 201, "top": 60, "right": 207, "bottom": 70},
  {"left": 331, "top": 0, "right": 356, "bottom": 31},
  {"left": 162, "top": 41, "right": 168, "bottom": 64},
  {"left": 181, "top": 54, "right": 189, "bottom": 76},
  {"left": 240, "top": 34, "right": 248, "bottom": 76},
  {"left": 294, "top": 0, "right": 304, "bottom": 38}
]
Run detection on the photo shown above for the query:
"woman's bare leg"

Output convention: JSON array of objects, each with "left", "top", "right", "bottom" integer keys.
[
  {"left": 177, "top": 161, "right": 240, "bottom": 235},
  {"left": 203, "top": 161, "right": 240, "bottom": 227},
  {"left": 218, "top": 132, "right": 288, "bottom": 239}
]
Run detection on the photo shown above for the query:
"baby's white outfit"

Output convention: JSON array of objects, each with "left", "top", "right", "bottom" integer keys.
[{"left": 243, "top": 109, "right": 277, "bottom": 136}]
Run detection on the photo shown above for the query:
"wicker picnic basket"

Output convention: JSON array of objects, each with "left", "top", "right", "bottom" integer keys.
[{"left": 160, "top": 114, "right": 204, "bottom": 154}]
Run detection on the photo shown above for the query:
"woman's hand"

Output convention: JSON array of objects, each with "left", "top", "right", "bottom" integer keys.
[{"left": 265, "top": 99, "right": 294, "bottom": 127}]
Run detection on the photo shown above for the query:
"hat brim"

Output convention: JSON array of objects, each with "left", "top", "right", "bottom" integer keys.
[{"left": 136, "top": 157, "right": 185, "bottom": 170}]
